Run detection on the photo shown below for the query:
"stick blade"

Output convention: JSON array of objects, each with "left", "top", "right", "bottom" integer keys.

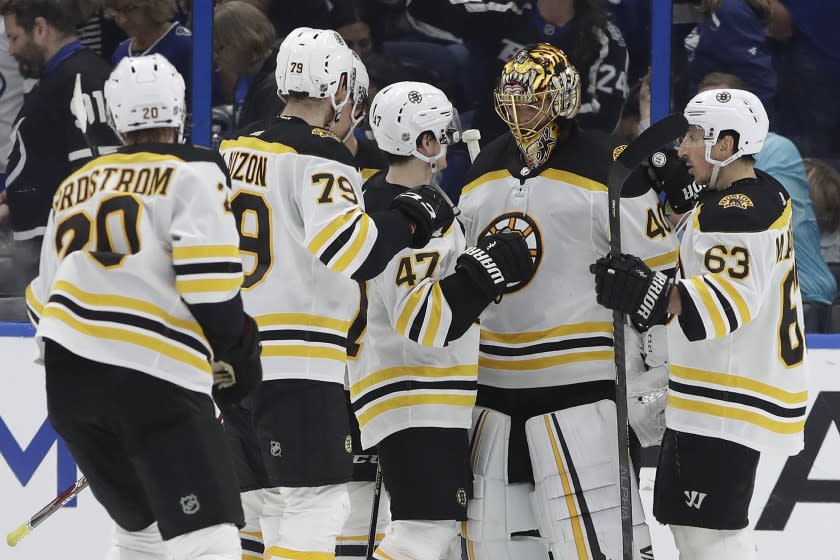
[
  {"left": 616, "top": 113, "right": 688, "bottom": 172},
  {"left": 7, "top": 522, "right": 31, "bottom": 547}
]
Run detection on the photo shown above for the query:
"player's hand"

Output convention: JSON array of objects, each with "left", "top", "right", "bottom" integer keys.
[
  {"left": 391, "top": 184, "right": 456, "bottom": 248},
  {"left": 645, "top": 148, "right": 704, "bottom": 214},
  {"left": 212, "top": 315, "right": 262, "bottom": 407},
  {"left": 590, "top": 253, "right": 673, "bottom": 331},
  {"left": 457, "top": 232, "right": 535, "bottom": 301}
]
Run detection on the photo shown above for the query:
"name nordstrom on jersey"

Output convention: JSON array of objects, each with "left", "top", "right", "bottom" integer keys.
[{"left": 53, "top": 165, "right": 174, "bottom": 212}]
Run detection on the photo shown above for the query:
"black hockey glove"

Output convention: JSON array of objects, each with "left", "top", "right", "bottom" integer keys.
[
  {"left": 457, "top": 232, "right": 535, "bottom": 301},
  {"left": 590, "top": 253, "right": 673, "bottom": 332},
  {"left": 646, "top": 148, "right": 704, "bottom": 214},
  {"left": 391, "top": 184, "right": 456, "bottom": 248},
  {"left": 212, "top": 315, "right": 262, "bottom": 408}
]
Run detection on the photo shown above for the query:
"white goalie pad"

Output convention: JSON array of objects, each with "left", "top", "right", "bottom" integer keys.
[
  {"left": 525, "top": 400, "right": 653, "bottom": 560},
  {"left": 462, "top": 407, "right": 548, "bottom": 560}
]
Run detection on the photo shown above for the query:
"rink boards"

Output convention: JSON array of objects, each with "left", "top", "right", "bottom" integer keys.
[{"left": 2, "top": 324, "right": 839, "bottom": 559}]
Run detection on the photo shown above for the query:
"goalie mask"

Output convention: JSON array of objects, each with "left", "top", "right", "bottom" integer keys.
[
  {"left": 369, "top": 81, "right": 460, "bottom": 171},
  {"left": 495, "top": 43, "right": 581, "bottom": 169},
  {"left": 680, "top": 88, "right": 769, "bottom": 188},
  {"left": 104, "top": 54, "right": 186, "bottom": 143}
]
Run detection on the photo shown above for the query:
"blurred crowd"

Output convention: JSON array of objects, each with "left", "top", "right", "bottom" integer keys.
[{"left": 0, "top": 0, "right": 838, "bottom": 328}]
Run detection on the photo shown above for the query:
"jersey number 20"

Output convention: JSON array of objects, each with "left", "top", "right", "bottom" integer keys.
[{"left": 54, "top": 194, "right": 141, "bottom": 267}]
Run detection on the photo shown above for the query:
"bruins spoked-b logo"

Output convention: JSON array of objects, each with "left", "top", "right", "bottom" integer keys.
[
  {"left": 716, "top": 91, "right": 732, "bottom": 103},
  {"left": 479, "top": 212, "right": 542, "bottom": 293},
  {"left": 456, "top": 488, "right": 468, "bottom": 507},
  {"left": 407, "top": 90, "right": 423, "bottom": 103}
]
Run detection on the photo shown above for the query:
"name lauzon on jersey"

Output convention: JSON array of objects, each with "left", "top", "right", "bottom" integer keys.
[
  {"left": 223, "top": 150, "right": 268, "bottom": 188},
  {"left": 52, "top": 165, "right": 175, "bottom": 212}
]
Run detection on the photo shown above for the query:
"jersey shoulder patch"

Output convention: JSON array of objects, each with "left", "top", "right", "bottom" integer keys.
[
  {"left": 258, "top": 118, "right": 355, "bottom": 167},
  {"left": 695, "top": 171, "right": 790, "bottom": 233}
]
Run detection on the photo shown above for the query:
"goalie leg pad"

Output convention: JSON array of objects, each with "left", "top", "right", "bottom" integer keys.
[
  {"left": 336, "top": 481, "right": 391, "bottom": 559},
  {"left": 462, "top": 407, "right": 542, "bottom": 560},
  {"left": 373, "top": 519, "right": 457, "bottom": 560},
  {"left": 260, "top": 483, "right": 350, "bottom": 559},
  {"left": 106, "top": 522, "right": 167, "bottom": 560},
  {"left": 670, "top": 524, "right": 755, "bottom": 560},
  {"left": 167, "top": 523, "right": 241, "bottom": 560},
  {"left": 525, "top": 399, "right": 653, "bottom": 560}
]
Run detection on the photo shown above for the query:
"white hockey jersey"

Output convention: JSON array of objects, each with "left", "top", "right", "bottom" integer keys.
[
  {"left": 26, "top": 145, "right": 243, "bottom": 394},
  {"left": 458, "top": 127, "right": 678, "bottom": 390},
  {"left": 220, "top": 117, "right": 395, "bottom": 385},
  {"left": 666, "top": 170, "right": 808, "bottom": 455},
  {"left": 348, "top": 175, "right": 479, "bottom": 449}
]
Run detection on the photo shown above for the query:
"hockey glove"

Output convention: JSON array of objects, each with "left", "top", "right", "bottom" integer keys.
[
  {"left": 391, "top": 184, "right": 456, "bottom": 248},
  {"left": 646, "top": 148, "right": 704, "bottom": 214},
  {"left": 590, "top": 253, "right": 673, "bottom": 331},
  {"left": 212, "top": 314, "right": 262, "bottom": 408},
  {"left": 457, "top": 232, "right": 534, "bottom": 301}
]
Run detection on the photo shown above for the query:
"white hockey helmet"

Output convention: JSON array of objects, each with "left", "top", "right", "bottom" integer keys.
[
  {"left": 369, "top": 81, "right": 459, "bottom": 168},
  {"left": 275, "top": 27, "right": 356, "bottom": 117},
  {"left": 683, "top": 88, "right": 769, "bottom": 167},
  {"left": 104, "top": 54, "right": 186, "bottom": 141},
  {"left": 350, "top": 50, "right": 370, "bottom": 131}
]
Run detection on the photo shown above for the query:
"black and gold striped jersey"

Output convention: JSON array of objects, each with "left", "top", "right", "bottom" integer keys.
[
  {"left": 667, "top": 170, "right": 808, "bottom": 455},
  {"left": 220, "top": 116, "right": 410, "bottom": 385},
  {"left": 26, "top": 144, "right": 243, "bottom": 394},
  {"left": 458, "top": 125, "right": 678, "bottom": 390}
]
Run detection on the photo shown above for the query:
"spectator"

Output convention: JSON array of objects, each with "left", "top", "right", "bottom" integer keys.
[
  {"left": 683, "top": 0, "right": 776, "bottom": 113},
  {"left": 698, "top": 73, "right": 837, "bottom": 324},
  {"left": 0, "top": 0, "right": 119, "bottom": 287},
  {"left": 772, "top": 0, "right": 840, "bottom": 158},
  {"left": 329, "top": 0, "right": 378, "bottom": 56},
  {"left": 406, "top": 0, "right": 630, "bottom": 138},
  {"left": 805, "top": 159, "right": 840, "bottom": 268},
  {"left": 213, "top": 1, "right": 282, "bottom": 130},
  {"left": 77, "top": 8, "right": 127, "bottom": 61},
  {"left": 107, "top": 0, "right": 193, "bottom": 104}
]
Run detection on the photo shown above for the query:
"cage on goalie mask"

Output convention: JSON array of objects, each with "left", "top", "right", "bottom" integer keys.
[
  {"left": 104, "top": 54, "right": 186, "bottom": 142},
  {"left": 275, "top": 27, "right": 356, "bottom": 123},
  {"left": 494, "top": 44, "right": 581, "bottom": 149}
]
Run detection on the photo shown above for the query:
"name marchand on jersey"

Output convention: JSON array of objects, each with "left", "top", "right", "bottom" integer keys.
[
  {"left": 667, "top": 172, "right": 808, "bottom": 456},
  {"left": 26, "top": 146, "right": 243, "bottom": 394},
  {"left": 220, "top": 119, "right": 382, "bottom": 385}
]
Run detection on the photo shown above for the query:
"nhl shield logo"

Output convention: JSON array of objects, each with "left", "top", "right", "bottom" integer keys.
[
  {"left": 270, "top": 440, "right": 282, "bottom": 457},
  {"left": 180, "top": 494, "right": 200, "bottom": 515},
  {"left": 456, "top": 488, "right": 468, "bottom": 507}
]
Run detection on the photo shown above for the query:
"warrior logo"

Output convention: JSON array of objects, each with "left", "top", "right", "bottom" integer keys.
[
  {"left": 180, "top": 494, "right": 200, "bottom": 515},
  {"left": 684, "top": 490, "right": 708, "bottom": 509},
  {"left": 479, "top": 212, "right": 542, "bottom": 294}
]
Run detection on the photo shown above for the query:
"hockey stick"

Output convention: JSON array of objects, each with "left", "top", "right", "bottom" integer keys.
[
  {"left": 365, "top": 464, "right": 384, "bottom": 560},
  {"left": 462, "top": 129, "right": 481, "bottom": 163},
  {"left": 71, "top": 73, "right": 100, "bottom": 158},
  {"left": 6, "top": 476, "right": 89, "bottom": 546},
  {"left": 607, "top": 114, "right": 688, "bottom": 560}
]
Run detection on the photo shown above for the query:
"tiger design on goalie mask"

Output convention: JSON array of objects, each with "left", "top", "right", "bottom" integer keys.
[{"left": 494, "top": 43, "right": 582, "bottom": 169}]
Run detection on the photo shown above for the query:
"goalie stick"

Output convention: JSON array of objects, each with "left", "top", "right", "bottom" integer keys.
[
  {"left": 6, "top": 476, "right": 89, "bottom": 547},
  {"left": 608, "top": 113, "right": 688, "bottom": 560}
]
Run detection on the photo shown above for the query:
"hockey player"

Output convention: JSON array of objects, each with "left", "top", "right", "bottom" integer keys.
[
  {"left": 24, "top": 55, "right": 261, "bottom": 560},
  {"left": 1, "top": 0, "right": 119, "bottom": 286},
  {"left": 592, "top": 89, "right": 809, "bottom": 560},
  {"left": 349, "top": 80, "right": 534, "bottom": 560},
  {"left": 456, "top": 43, "right": 678, "bottom": 559},
  {"left": 219, "top": 27, "right": 455, "bottom": 560}
]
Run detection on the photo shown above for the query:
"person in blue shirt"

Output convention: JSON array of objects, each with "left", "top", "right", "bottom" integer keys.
[
  {"left": 684, "top": 0, "right": 776, "bottom": 114},
  {"left": 698, "top": 73, "right": 837, "bottom": 321},
  {"left": 106, "top": 0, "right": 192, "bottom": 106}
]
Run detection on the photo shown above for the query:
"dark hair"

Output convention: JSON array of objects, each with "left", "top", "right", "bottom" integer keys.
[
  {"left": 0, "top": 0, "right": 95, "bottom": 34},
  {"left": 698, "top": 72, "right": 746, "bottom": 92},
  {"left": 567, "top": 0, "right": 610, "bottom": 76}
]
